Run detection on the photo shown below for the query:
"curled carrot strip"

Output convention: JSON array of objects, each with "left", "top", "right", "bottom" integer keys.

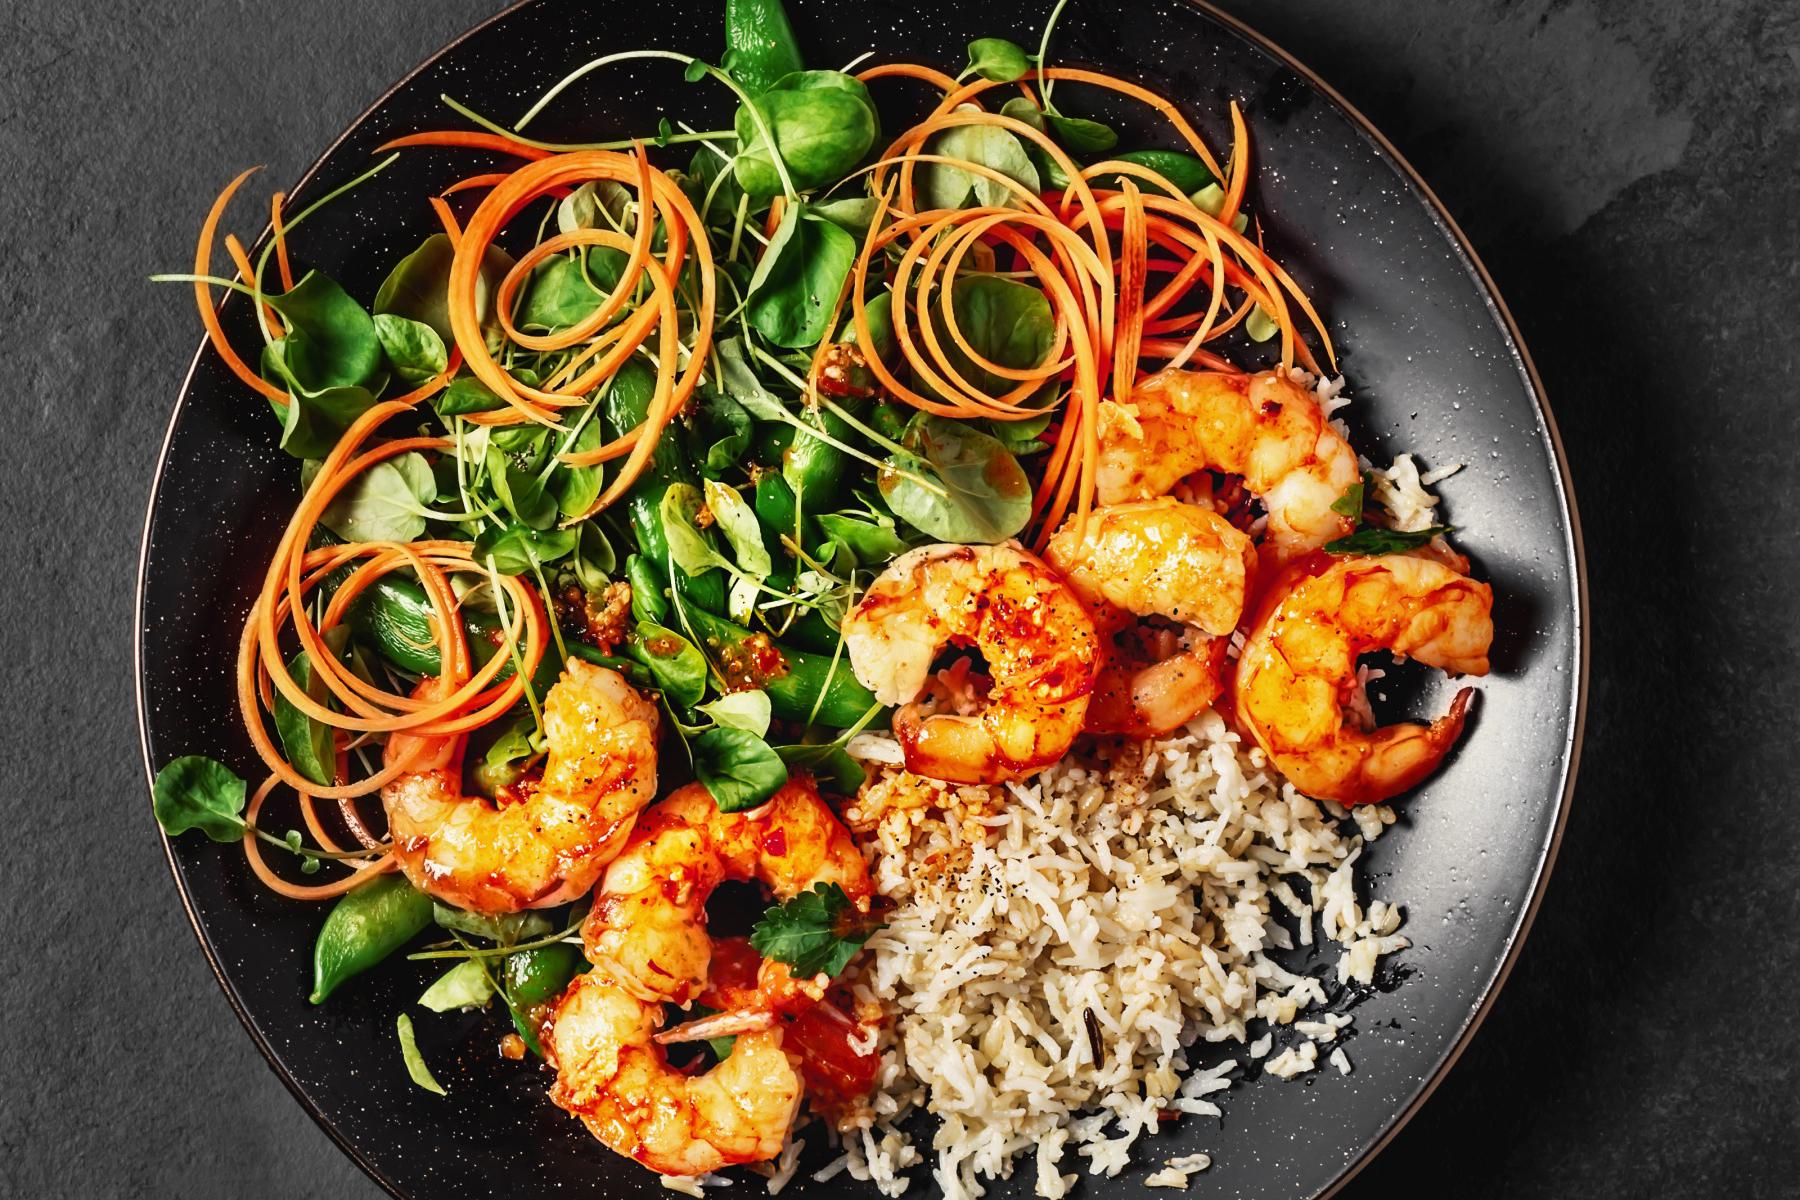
[{"left": 192, "top": 168, "right": 290, "bottom": 405}]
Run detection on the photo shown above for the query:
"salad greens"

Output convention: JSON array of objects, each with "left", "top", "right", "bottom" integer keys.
[{"left": 150, "top": 0, "right": 1295, "bottom": 1096}]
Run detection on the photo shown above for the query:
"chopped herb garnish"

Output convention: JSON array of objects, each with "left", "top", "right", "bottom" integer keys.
[
  {"left": 1329, "top": 478, "right": 1365, "bottom": 519},
  {"left": 749, "top": 882, "right": 884, "bottom": 979}
]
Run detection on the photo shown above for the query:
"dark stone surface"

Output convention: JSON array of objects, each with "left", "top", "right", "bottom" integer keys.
[{"left": 0, "top": 1, "right": 1792, "bottom": 1197}]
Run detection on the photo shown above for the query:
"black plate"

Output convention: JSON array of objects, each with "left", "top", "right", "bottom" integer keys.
[{"left": 135, "top": 1, "right": 1586, "bottom": 1197}]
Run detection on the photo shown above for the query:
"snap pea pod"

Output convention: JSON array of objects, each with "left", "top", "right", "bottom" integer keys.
[
  {"left": 502, "top": 943, "right": 586, "bottom": 1057},
  {"left": 782, "top": 405, "right": 857, "bottom": 516},
  {"left": 348, "top": 574, "right": 560, "bottom": 693},
  {"left": 310, "top": 874, "right": 434, "bottom": 1004},
  {"left": 724, "top": 0, "right": 805, "bottom": 96},
  {"left": 684, "top": 607, "right": 879, "bottom": 729},
  {"left": 565, "top": 643, "right": 656, "bottom": 688},
  {"left": 625, "top": 553, "right": 672, "bottom": 625},
  {"left": 602, "top": 360, "right": 727, "bottom": 614},
  {"left": 1100, "top": 149, "right": 1215, "bottom": 196}
]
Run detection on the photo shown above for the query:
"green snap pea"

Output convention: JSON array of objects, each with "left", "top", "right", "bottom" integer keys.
[
  {"left": 782, "top": 406, "right": 856, "bottom": 516},
  {"left": 723, "top": 0, "right": 804, "bottom": 96},
  {"left": 625, "top": 553, "right": 672, "bottom": 625},
  {"left": 684, "top": 607, "right": 880, "bottom": 728},
  {"left": 502, "top": 942, "right": 586, "bottom": 1057},
  {"left": 603, "top": 360, "right": 727, "bottom": 614},
  {"left": 348, "top": 574, "right": 559, "bottom": 693},
  {"left": 1097, "top": 149, "right": 1215, "bottom": 197},
  {"left": 310, "top": 874, "right": 434, "bottom": 1004}
]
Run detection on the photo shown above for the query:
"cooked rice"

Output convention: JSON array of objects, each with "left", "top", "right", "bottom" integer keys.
[{"left": 830, "top": 713, "right": 1408, "bottom": 1199}]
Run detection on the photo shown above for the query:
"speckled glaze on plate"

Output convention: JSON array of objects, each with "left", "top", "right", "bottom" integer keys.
[{"left": 135, "top": 1, "right": 1586, "bottom": 1197}]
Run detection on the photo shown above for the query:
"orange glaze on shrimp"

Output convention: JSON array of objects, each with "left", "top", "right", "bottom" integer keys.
[
  {"left": 381, "top": 660, "right": 658, "bottom": 912},
  {"left": 546, "top": 778, "right": 873, "bottom": 1175},
  {"left": 1097, "top": 368, "right": 1359, "bottom": 564},
  {"left": 1234, "top": 553, "right": 1494, "bottom": 805},
  {"left": 1046, "top": 498, "right": 1255, "bottom": 736},
  {"left": 842, "top": 543, "right": 1099, "bottom": 784}
]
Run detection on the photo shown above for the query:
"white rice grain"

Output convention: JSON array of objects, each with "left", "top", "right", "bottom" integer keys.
[{"left": 839, "top": 712, "right": 1408, "bottom": 1199}]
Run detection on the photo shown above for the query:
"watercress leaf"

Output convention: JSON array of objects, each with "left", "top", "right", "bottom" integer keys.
[
  {"left": 633, "top": 621, "right": 708, "bottom": 708},
  {"left": 486, "top": 447, "right": 557, "bottom": 531},
  {"left": 965, "top": 37, "right": 1031, "bottom": 83},
  {"left": 713, "top": 338, "right": 791, "bottom": 420},
  {"left": 558, "top": 179, "right": 637, "bottom": 235},
  {"left": 684, "top": 56, "right": 712, "bottom": 83},
  {"left": 1325, "top": 525, "right": 1454, "bottom": 556},
  {"left": 473, "top": 521, "right": 579, "bottom": 575},
  {"left": 517, "top": 254, "right": 610, "bottom": 332},
  {"left": 418, "top": 960, "right": 496, "bottom": 1013},
  {"left": 997, "top": 97, "right": 1070, "bottom": 191},
  {"left": 774, "top": 742, "right": 867, "bottom": 795},
  {"left": 879, "top": 418, "right": 1032, "bottom": 542},
  {"left": 656, "top": 116, "right": 676, "bottom": 147},
  {"left": 693, "top": 727, "right": 788, "bottom": 813},
  {"left": 1043, "top": 111, "right": 1118, "bottom": 153},
  {"left": 985, "top": 409, "right": 1055, "bottom": 456},
  {"left": 375, "top": 233, "right": 516, "bottom": 347},
  {"left": 264, "top": 271, "right": 384, "bottom": 392},
  {"left": 696, "top": 390, "right": 753, "bottom": 478},
  {"left": 734, "top": 72, "right": 881, "bottom": 197},
  {"left": 1330, "top": 479, "right": 1366, "bottom": 518},
  {"left": 262, "top": 339, "right": 382, "bottom": 459},
  {"left": 703, "top": 479, "right": 773, "bottom": 575},
  {"left": 554, "top": 418, "right": 607, "bottom": 519},
  {"left": 817, "top": 512, "right": 908, "bottom": 566},
  {"left": 749, "top": 881, "right": 881, "bottom": 977},
  {"left": 921, "top": 110, "right": 1040, "bottom": 210},
  {"left": 697, "top": 689, "right": 773, "bottom": 737},
  {"left": 434, "top": 373, "right": 507, "bottom": 417},
  {"left": 396, "top": 1014, "right": 447, "bottom": 1096},
  {"left": 745, "top": 206, "right": 858, "bottom": 349},
  {"left": 320, "top": 452, "right": 435, "bottom": 543},
  {"left": 372, "top": 313, "right": 447, "bottom": 388},
  {"left": 810, "top": 196, "right": 879, "bottom": 239},
  {"left": 431, "top": 902, "right": 553, "bottom": 945},
  {"left": 923, "top": 273, "right": 1055, "bottom": 401},
  {"left": 572, "top": 522, "right": 617, "bottom": 592},
  {"left": 688, "top": 143, "right": 747, "bottom": 224},
  {"left": 660, "top": 483, "right": 726, "bottom": 575},
  {"left": 152, "top": 755, "right": 247, "bottom": 842},
  {"left": 273, "top": 651, "right": 336, "bottom": 788}
]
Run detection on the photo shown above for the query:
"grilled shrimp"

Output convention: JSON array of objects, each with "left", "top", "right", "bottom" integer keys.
[
  {"left": 1234, "top": 553, "right": 1494, "bottom": 805},
  {"left": 583, "top": 778, "right": 871, "bottom": 1006},
  {"left": 1046, "top": 498, "right": 1256, "bottom": 737},
  {"left": 548, "top": 779, "right": 872, "bottom": 1175},
  {"left": 546, "top": 972, "right": 803, "bottom": 1176},
  {"left": 381, "top": 660, "right": 658, "bottom": 912},
  {"left": 842, "top": 543, "right": 1099, "bottom": 784},
  {"left": 1097, "top": 368, "right": 1359, "bottom": 563}
]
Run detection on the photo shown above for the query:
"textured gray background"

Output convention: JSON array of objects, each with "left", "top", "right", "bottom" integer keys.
[{"left": 2, "top": 0, "right": 1795, "bottom": 1197}]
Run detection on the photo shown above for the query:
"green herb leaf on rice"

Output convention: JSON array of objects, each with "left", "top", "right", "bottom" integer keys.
[{"left": 749, "top": 881, "right": 883, "bottom": 978}]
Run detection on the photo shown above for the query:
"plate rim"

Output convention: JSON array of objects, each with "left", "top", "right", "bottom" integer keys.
[{"left": 133, "top": 2, "right": 1589, "bottom": 1197}]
